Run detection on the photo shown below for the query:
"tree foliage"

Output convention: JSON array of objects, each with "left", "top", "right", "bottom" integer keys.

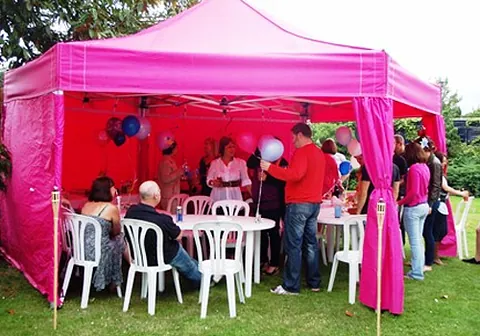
[
  {"left": 464, "top": 108, "right": 480, "bottom": 118},
  {"left": 436, "top": 78, "right": 463, "bottom": 158},
  {"left": 0, "top": 0, "right": 200, "bottom": 68}
]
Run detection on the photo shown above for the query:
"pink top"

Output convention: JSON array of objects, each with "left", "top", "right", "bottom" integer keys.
[{"left": 398, "top": 163, "right": 430, "bottom": 207}]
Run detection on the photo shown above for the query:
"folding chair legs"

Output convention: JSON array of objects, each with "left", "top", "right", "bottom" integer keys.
[
  {"left": 80, "top": 266, "right": 94, "bottom": 309},
  {"left": 226, "top": 274, "right": 236, "bottom": 318},
  {"left": 327, "top": 256, "right": 339, "bottom": 292},
  {"left": 123, "top": 267, "right": 136, "bottom": 312},
  {"left": 172, "top": 268, "right": 183, "bottom": 304},
  {"left": 61, "top": 259, "right": 75, "bottom": 300},
  {"left": 200, "top": 272, "right": 212, "bottom": 319},
  {"left": 147, "top": 271, "right": 157, "bottom": 316}
]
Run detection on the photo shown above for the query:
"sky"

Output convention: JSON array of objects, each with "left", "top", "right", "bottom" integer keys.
[{"left": 251, "top": 0, "right": 480, "bottom": 114}]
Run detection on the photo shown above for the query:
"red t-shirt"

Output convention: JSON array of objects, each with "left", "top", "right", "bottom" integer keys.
[
  {"left": 268, "top": 143, "right": 325, "bottom": 204},
  {"left": 322, "top": 154, "right": 339, "bottom": 195}
]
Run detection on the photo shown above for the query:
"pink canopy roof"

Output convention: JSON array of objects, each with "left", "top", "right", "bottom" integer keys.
[{"left": 4, "top": 0, "right": 441, "bottom": 120}]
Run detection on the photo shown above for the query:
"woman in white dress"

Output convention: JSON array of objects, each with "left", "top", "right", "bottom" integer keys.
[{"left": 207, "top": 136, "right": 252, "bottom": 203}]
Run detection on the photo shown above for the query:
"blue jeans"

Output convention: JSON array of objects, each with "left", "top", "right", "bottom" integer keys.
[
  {"left": 169, "top": 246, "right": 202, "bottom": 287},
  {"left": 423, "top": 201, "right": 440, "bottom": 266},
  {"left": 283, "top": 203, "right": 321, "bottom": 293},
  {"left": 404, "top": 203, "right": 429, "bottom": 280}
]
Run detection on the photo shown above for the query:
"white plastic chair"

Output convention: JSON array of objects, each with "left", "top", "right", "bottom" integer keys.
[
  {"left": 212, "top": 200, "right": 250, "bottom": 219},
  {"left": 183, "top": 196, "right": 213, "bottom": 215},
  {"left": 455, "top": 196, "right": 475, "bottom": 259},
  {"left": 327, "top": 215, "right": 366, "bottom": 305},
  {"left": 182, "top": 196, "right": 212, "bottom": 257},
  {"left": 211, "top": 200, "right": 249, "bottom": 282},
  {"left": 211, "top": 200, "right": 249, "bottom": 244},
  {"left": 122, "top": 218, "right": 183, "bottom": 316},
  {"left": 166, "top": 193, "right": 189, "bottom": 214},
  {"left": 193, "top": 221, "right": 245, "bottom": 319},
  {"left": 61, "top": 214, "right": 122, "bottom": 309}
]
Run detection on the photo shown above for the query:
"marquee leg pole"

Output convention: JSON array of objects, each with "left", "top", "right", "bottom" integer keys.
[{"left": 52, "top": 189, "right": 60, "bottom": 330}]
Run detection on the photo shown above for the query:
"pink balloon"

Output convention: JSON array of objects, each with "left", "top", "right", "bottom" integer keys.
[
  {"left": 258, "top": 135, "right": 274, "bottom": 152},
  {"left": 335, "top": 126, "right": 352, "bottom": 146},
  {"left": 136, "top": 117, "right": 151, "bottom": 140},
  {"left": 236, "top": 132, "right": 257, "bottom": 154},
  {"left": 98, "top": 130, "right": 109, "bottom": 146},
  {"left": 157, "top": 131, "right": 175, "bottom": 150},
  {"left": 347, "top": 139, "right": 362, "bottom": 156}
]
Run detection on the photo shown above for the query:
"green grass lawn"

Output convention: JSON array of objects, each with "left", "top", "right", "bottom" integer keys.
[{"left": 1, "top": 197, "right": 479, "bottom": 336}]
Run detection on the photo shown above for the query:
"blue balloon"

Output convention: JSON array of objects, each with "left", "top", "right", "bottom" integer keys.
[
  {"left": 113, "top": 132, "right": 126, "bottom": 147},
  {"left": 260, "top": 138, "right": 284, "bottom": 162},
  {"left": 339, "top": 161, "right": 352, "bottom": 176},
  {"left": 122, "top": 115, "right": 141, "bottom": 137}
]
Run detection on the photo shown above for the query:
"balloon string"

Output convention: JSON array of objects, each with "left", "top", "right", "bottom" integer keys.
[
  {"left": 127, "top": 146, "right": 138, "bottom": 195},
  {"left": 255, "top": 169, "right": 264, "bottom": 219}
]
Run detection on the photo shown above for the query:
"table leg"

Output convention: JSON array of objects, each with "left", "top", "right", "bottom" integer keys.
[
  {"left": 335, "top": 227, "right": 342, "bottom": 252},
  {"left": 254, "top": 231, "right": 261, "bottom": 284},
  {"left": 326, "top": 225, "right": 335, "bottom": 262},
  {"left": 245, "top": 231, "right": 254, "bottom": 298}
]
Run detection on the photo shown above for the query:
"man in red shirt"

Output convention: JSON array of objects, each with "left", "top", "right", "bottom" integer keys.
[{"left": 260, "top": 123, "right": 325, "bottom": 295}]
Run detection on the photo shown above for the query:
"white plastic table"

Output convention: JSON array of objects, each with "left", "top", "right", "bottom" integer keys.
[
  {"left": 175, "top": 215, "right": 275, "bottom": 298},
  {"left": 317, "top": 206, "right": 358, "bottom": 262}
]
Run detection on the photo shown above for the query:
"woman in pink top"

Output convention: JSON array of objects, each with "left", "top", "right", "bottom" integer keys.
[{"left": 398, "top": 142, "right": 430, "bottom": 280}]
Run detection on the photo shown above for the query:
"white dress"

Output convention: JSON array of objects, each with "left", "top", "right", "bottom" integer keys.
[{"left": 207, "top": 158, "right": 252, "bottom": 202}]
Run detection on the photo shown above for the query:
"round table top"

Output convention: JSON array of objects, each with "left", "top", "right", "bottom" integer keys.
[
  {"left": 317, "top": 206, "right": 358, "bottom": 225},
  {"left": 175, "top": 215, "right": 275, "bottom": 231}
]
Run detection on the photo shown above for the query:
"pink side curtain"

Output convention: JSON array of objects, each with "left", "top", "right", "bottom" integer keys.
[
  {"left": 423, "top": 114, "right": 457, "bottom": 257},
  {"left": 0, "top": 93, "right": 64, "bottom": 305},
  {"left": 354, "top": 97, "right": 404, "bottom": 315}
]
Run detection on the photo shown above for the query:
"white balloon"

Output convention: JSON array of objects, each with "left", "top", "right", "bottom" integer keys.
[
  {"left": 258, "top": 135, "right": 274, "bottom": 152},
  {"left": 261, "top": 138, "right": 284, "bottom": 162},
  {"left": 350, "top": 156, "right": 361, "bottom": 169}
]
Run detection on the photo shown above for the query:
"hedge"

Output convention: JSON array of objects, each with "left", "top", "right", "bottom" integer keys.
[{"left": 447, "top": 164, "right": 480, "bottom": 197}]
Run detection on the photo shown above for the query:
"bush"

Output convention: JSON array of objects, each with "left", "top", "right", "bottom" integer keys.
[{"left": 447, "top": 164, "right": 480, "bottom": 197}]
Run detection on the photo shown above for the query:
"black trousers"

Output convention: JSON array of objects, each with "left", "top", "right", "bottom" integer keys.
[{"left": 259, "top": 209, "right": 282, "bottom": 267}]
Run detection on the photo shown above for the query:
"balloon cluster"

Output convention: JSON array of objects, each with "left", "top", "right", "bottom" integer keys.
[
  {"left": 101, "top": 116, "right": 151, "bottom": 147},
  {"left": 236, "top": 132, "right": 284, "bottom": 162},
  {"left": 335, "top": 126, "right": 362, "bottom": 176}
]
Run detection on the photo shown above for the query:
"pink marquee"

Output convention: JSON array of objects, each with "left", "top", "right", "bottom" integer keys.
[{"left": 2, "top": 0, "right": 445, "bottom": 314}]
